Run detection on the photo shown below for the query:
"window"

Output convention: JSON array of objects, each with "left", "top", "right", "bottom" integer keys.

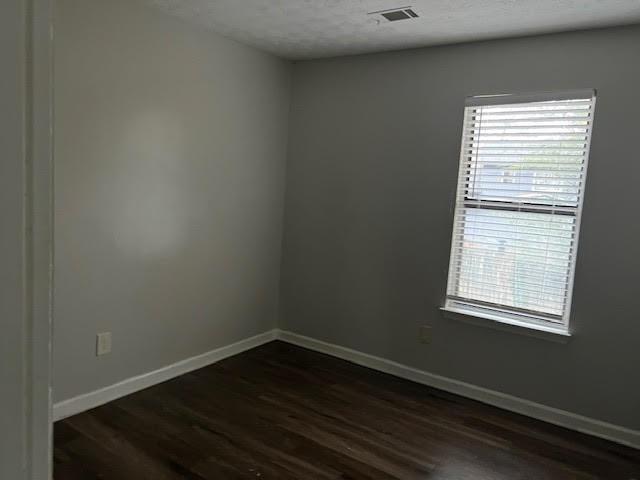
[{"left": 444, "top": 90, "right": 596, "bottom": 334}]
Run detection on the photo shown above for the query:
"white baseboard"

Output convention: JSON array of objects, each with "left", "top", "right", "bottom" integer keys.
[
  {"left": 275, "top": 329, "right": 640, "bottom": 450},
  {"left": 53, "top": 327, "right": 639, "bottom": 450},
  {"left": 53, "top": 329, "right": 278, "bottom": 421}
]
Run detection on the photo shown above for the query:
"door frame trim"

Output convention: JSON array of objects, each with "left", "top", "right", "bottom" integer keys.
[{"left": 28, "top": 0, "right": 54, "bottom": 477}]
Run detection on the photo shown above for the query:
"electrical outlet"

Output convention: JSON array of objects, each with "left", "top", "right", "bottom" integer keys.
[
  {"left": 420, "top": 326, "right": 432, "bottom": 344},
  {"left": 96, "top": 332, "right": 112, "bottom": 356}
]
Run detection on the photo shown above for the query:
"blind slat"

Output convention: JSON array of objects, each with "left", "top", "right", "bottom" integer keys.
[
  {"left": 449, "top": 253, "right": 572, "bottom": 276},
  {"left": 449, "top": 245, "right": 573, "bottom": 263},
  {"left": 453, "top": 215, "right": 576, "bottom": 228},
  {"left": 451, "top": 225, "right": 575, "bottom": 242},
  {"left": 451, "top": 266, "right": 571, "bottom": 287},
  {"left": 461, "top": 200, "right": 579, "bottom": 213},
  {"left": 465, "top": 90, "right": 595, "bottom": 106},
  {"left": 455, "top": 283, "right": 568, "bottom": 302},
  {"left": 448, "top": 298, "right": 564, "bottom": 322},
  {"left": 463, "top": 133, "right": 589, "bottom": 138}
]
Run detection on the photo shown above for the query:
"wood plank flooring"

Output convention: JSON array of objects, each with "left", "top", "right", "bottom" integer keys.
[{"left": 54, "top": 341, "right": 640, "bottom": 479}]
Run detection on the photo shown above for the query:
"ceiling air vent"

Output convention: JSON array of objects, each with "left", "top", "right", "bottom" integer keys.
[{"left": 369, "top": 6, "right": 419, "bottom": 22}]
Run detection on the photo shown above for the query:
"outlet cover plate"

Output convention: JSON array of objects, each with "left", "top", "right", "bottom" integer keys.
[
  {"left": 96, "top": 332, "right": 112, "bottom": 356},
  {"left": 420, "top": 326, "right": 432, "bottom": 344}
]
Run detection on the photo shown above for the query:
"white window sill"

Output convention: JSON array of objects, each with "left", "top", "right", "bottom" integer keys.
[{"left": 440, "top": 306, "right": 571, "bottom": 343}]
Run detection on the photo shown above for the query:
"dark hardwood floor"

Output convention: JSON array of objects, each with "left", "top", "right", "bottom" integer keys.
[{"left": 54, "top": 341, "right": 640, "bottom": 479}]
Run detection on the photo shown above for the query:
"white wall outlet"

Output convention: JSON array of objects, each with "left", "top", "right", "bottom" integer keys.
[
  {"left": 96, "top": 332, "right": 112, "bottom": 356},
  {"left": 420, "top": 326, "right": 432, "bottom": 344}
]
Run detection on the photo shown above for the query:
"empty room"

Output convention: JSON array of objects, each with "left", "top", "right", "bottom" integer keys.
[{"left": 2, "top": 0, "right": 640, "bottom": 478}]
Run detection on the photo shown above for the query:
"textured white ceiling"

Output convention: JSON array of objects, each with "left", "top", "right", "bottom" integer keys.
[{"left": 144, "top": 0, "right": 640, "bottom": 59}]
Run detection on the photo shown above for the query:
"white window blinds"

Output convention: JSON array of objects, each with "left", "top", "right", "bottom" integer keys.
[{"left": 445, "top": 90, "right": 596, "bottom": 331}]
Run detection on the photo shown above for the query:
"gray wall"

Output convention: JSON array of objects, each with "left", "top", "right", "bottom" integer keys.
[
  {"left": 282, "top": 25, "right": 640, "bottom": 429},
  {"left": 54, "top": 0, "right": 291, "bottom": 402}
]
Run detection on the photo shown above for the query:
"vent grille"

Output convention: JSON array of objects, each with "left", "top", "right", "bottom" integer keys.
[{"left": 370, "top": 7, "right": 420, "bottom": 22}]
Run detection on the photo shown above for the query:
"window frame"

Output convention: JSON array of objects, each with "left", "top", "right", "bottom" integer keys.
[{"left": 442, "top": 90, "right": 597, "bottom": 336}]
